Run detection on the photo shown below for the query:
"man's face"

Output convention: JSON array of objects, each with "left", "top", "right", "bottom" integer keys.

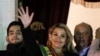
[
  {"left": 74, "top": 25, "right": 91, "bottom": 49},
  {"left": 7, "top": 25, "right": 23, "bottom": 44}
]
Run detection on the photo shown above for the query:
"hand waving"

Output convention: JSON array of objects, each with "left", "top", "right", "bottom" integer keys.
[{"left": 18, "top": 6, "right": 34, "bottom": 28}]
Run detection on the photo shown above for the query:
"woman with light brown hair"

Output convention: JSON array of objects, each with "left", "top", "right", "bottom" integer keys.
[{"left": 46, "top": 23, "right": 78, "bottom": 56}]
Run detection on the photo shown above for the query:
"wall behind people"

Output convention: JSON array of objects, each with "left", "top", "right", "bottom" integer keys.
[
  {"left": 67, "top": 1, "right": 100, "bottom": 45},
  {"left": 0, "top": 0, "right": 16, "bottom": 50}
]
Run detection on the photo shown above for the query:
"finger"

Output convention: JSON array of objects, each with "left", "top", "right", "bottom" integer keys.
[
  {"left": 30, "top": 12, "right": 34, "bottom": 20},
  {"left": 26, "top": 6, "right": 29, "bottom": 15},
  {"left": 18, "top": 9, "right": 23, "bottom": 16},
  {"left": 16, "top": 15, "right": 22, "bottom": 19},
  {"left": 20, "top": 7, "right": 25, "bottom": 14}
]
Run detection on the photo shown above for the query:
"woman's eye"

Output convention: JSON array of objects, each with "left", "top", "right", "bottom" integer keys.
[
  {"left": 53, "top": 33, "right": 57, "bottom": 36},
  {"left": 61, "top": 35, "right": 66, "bottom": 38}
]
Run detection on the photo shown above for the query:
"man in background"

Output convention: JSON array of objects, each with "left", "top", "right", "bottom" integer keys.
[{"left": 74, "top": 22, "right": 93, "bottom": 56}]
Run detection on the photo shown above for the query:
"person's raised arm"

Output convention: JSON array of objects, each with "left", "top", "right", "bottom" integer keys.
[
  {"left": 17, "top": 6, "right": 43, "bottom": 56},
  {"left": 18, "top": 6, "right": 34, "bottom": 28}
]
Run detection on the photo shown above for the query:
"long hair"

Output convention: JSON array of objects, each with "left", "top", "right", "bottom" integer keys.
[{"left": 47, "top": 23, "right": 75, "bottom": 52}]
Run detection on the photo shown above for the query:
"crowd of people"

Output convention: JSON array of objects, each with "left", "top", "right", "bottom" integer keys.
[{"left": 0, "top": 6, "right": 100, "bottom": 56}]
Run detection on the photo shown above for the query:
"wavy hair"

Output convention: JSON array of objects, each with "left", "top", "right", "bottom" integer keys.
[{"left": 47, "top": 23, "right": 76, "bottom": 52}]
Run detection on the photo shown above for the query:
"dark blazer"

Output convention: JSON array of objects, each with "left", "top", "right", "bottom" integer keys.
[
  {"left": 64, "top": 51, "right": 79, "bottom": 56},
  {"left": 2, "top": 27, "right": 43, "bottom": 56},
  {"left": 83, "top": 48, "right": 89, "bottom": 56},
  {"left": 6, "top": 43, "right": 28, "bottom": 56},
  {"left": 22, "top": 27, "right": 43, "bottom": 56}
]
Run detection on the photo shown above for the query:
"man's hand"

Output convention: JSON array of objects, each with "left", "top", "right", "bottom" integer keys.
[{"left": 17, "top": 6, "right": 34, "bottom": 28}]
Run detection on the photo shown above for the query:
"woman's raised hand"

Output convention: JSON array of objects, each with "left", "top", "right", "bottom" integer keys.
[{"left": 18, "top": 6, "right": 34, "bottom": 28}]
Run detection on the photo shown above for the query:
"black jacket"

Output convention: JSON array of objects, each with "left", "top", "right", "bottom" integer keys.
[
  {"left": 64, "top": 51, "right": 79, "bottom": 56},
  {"left": 2, "top": 27, "right": 43, "bottom": 56}
]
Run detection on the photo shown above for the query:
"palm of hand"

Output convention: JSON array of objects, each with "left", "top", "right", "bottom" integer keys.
[
  {"left": 20, "top": 13, "right": 33, "bottom": 28},
  {"left": 18, "top": 7, "right": 34, "bottom": 28}
]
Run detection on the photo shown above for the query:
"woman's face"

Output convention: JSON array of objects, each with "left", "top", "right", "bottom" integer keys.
[{"left": 49, "top": 28, "right": 67, "bottom": 49}]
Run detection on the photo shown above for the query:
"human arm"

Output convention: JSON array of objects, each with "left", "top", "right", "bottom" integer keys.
[
  {"left": 87, "top": 27, "right": 100, "bottom": 56},
  {"left": 18, "top": 6, "right": 42, "bottom": 56}
]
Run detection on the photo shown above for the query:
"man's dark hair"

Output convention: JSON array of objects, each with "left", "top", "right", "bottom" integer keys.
[{"left": 7, "top": 21, "right": 23, "bottom": 35}]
